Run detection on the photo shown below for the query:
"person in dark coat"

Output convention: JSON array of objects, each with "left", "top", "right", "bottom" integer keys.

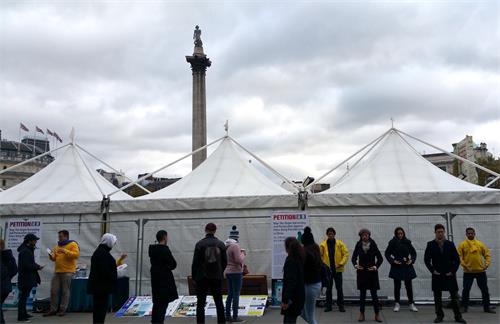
[
  {"left": 87, "top": 233, "right": 118, "bottom": 324},
  {"left": 281, "top": 237, "right": 305, "bottom": 324},
  {"left": 424, "top": 224, "right": 466, "bottom": 324},
  {"left": 351, "top": 229, "right": 383, "bottom": 323},
  {"left": 149, "top": 230, "right": 178, "bottom": 324},
  {"left": 17, "top": 234, "right": 43, "bottom": 322},
  {"left": 191, "top": 223, "right": 227, "bottom": 324},
  {"left": 384, "top": 227, "right": 418, "bottom": 312},
  {"left": 1, "top": 239, "right": 18, "bottom": 324}
]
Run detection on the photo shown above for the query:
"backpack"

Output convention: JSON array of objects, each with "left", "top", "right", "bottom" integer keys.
[{"left": 203, "top": 245, "right": 222, "bottom": 279}]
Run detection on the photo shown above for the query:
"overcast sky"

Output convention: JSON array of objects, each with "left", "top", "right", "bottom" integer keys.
[{"left": 1, "top": 0, "right": 499, "bottom": 182}]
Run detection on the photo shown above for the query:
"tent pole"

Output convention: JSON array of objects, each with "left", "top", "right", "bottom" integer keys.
[
  {"left": 396, "top": 129, "right": 500, "bottom": 180},
  {"left": 74, "top": 144, "right": 106, "bottom": 196},
  {"left": 306, "top": 128, "right": 392, "bottom": 190},
  {"left": 76, "top": 144, "right": 152, "bottom": 194},
  {"left": 228, "top": 136, "right": 300, "bottom": 193},
  {"left": 139, "top": 218, "right": 148, "bottom": 295},
  {"left": 485, "top": 176, "right": 499, "bottom": 188},
  {"left": 0, "top": 143, "right": 71, "bottom": 176},
  {"left": 134, "top": 218, "right": 140, "bottom": 296},
  {"left": 109, "top": 136, "right": 225, "bottom": 197}
]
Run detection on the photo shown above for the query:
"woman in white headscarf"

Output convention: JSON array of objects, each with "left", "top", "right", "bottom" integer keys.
[{"left": 87, "top": 233, "right": 118, "bottom": 323}]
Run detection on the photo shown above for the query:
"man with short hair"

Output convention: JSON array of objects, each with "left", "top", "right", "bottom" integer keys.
[
  {"left": 44, "top": 230, "right": 80, "bottom": 317},
  {"left": 457, "top": 227, "right": 495, "bottom": 314},
  {"left": 319, "top": 227, "right": 349, "bottom": 312},
  {"left": 192, "top": 223, "right": 227, "bottom": 323},
  {"left": 424, "top": 224, "right": 465, "bottom": 324}
]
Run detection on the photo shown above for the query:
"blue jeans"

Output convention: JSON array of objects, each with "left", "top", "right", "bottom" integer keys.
[
  {"left": 225, "top": 273, "right": 243, "bottom": 319},
  {"left": 301, "top": 282, "right": 321, "bottom": 324}
]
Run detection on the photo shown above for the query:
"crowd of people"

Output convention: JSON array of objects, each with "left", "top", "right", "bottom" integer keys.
[
  {"left": 280, "top": 224, "right": 495, "bottom": 324},
  {"left": 0, "top": 223, "right": 495, "bottom": 324}
]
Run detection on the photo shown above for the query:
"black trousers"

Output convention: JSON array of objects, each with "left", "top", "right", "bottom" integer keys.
[
  {"left": 92, "top": 293, "right": 109, "bottom": 324},
  {"left": 17, "top": 288, "right": 31, "bottom": 320},
  {"left": 433, "top": 290, "right": 461, "bottom": 319},
  {"left": 360, "top": 289, "right": 379, "bottom": 314},
  {"left": 1, "top": 292, "right": 10, "bottom": 324},
  {"left": 461, "top": 272, "right": 490, "bottom": 310},
  {"left": 394, "top": 279, "right": 414, "bottom": 303},
  {"left": 325, "top": 271, "right": 344, "bottom": 307},
  {"left": 151, "top": 301, "right": 169, "bottom": 324},
  {"left": 195, "top": 278, "right": 225, "bottom": 324}
]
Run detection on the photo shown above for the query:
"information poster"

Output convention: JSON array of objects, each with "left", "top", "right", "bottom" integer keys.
[
  {"left": 271, "top": 211, "right": 308, "bottom": 279},
  {"left": 6, "top": 219, "right": 43, "bottom": 262}
]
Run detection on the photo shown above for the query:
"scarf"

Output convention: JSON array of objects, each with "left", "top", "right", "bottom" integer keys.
[
  {"left": 100, "top": 233, "right": 117, "bottom": 249},
  {"left": 57, "top": 239, "right": 76, "bottom": 247},
  {"left": 361, "top": 240, "right": 371, "bottom": 253}
]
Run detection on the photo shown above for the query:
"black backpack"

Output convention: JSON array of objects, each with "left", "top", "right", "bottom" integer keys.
[{"left": 203, "top": 245, "right": 222, "bottom": 279}]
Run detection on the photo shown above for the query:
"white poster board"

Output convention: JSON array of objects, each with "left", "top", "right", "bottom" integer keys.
[
  {"left": 5, "top": 219, "right": 43, "bottom": 262},
  {"left": 271, "top": 211, "right": 308, "bottom": 279}
]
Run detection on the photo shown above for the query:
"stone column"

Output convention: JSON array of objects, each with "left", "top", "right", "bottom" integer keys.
[{"left": 186, "top": 25, "right": 211, "bottom": 170}]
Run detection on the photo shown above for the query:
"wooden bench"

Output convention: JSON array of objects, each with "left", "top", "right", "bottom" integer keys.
[{"left": 188, "top": 275, "right": 268, "bottom": 295}]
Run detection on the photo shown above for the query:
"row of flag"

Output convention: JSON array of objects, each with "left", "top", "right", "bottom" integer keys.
[{"left": 20, "top": 122, "right": 62, "bottom": 143}]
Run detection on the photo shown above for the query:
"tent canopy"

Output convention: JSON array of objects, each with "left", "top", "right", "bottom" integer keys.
[
  {"left": 137, "top": 137, "right": 292, "bottom": 199},
  {"left": 0, "top": 144, "right": 130, "bottom": 204},
  {"left": 321, "top": 129, "right": 495, "bottom": 194}
]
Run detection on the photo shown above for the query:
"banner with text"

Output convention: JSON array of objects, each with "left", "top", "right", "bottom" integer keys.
[{"left": 6, "top": 219, "right": 43, "bottom": 263}]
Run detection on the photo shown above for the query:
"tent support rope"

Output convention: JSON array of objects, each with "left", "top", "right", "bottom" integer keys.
[
  {"left": 74, "top": 144, "right": 106, "bottom": 197},
  {"left": 306, "top": 128, "right": 392, "bottom": 190},
  {"left": 109, "top": 136, "right": 225, "bottom": 197},
  {"left": 396, "top": 129, "right": 500, "bottom": 182},
  {"left": 228, "top": 136, "right": 300, "bottom": 193},
  {"left": 76, "top": 144, "right": 152, "bottom": 194},
  {"left": 0, "top": 143, "right": 71, "bottom": 176}
]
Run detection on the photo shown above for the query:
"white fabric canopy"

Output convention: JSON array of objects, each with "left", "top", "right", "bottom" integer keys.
[
  {"left": 138, "top": 137, "right": 291, "bottom": 199},
  {"left": 322, "top": 129, "right": 494, "bottom": 194},
  {"left": 0, "top": 144, "right": 130, "bottom": 204}
]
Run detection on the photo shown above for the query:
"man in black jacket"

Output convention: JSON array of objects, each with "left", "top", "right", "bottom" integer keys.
[
  {"left": 17, "top": 234, "right": 43, "bottom": 322},
  {"left": 149, "top": 230, "right": 178, "bottom": 324},
  {"left": 87, "top": 233, "right": 118, "bottom": 324},
  {"left": 424, "top": 224, "right": 466, "bottom": 324},
  {"left": 191, "top": 223, "right": 227, "bottom": 324},
  {"left": 1, "top": 239, "right": 18, "bottom": 324}
]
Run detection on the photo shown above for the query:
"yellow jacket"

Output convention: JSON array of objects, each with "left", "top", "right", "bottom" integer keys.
[
  {"left": 457, "top": 239, "right": 491, "bottom": 273},
  {"left": 50, "top": 241, "right": 80, "bottom": 273},
  {"left": 319, "top": 238, "right": 349, "bottom": 272}
]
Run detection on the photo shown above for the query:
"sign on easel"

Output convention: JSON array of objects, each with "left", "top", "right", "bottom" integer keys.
[{"left": 271, "top": 211, "right": 308, "bottom": 305}]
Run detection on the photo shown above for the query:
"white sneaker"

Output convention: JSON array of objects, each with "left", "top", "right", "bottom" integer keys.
[
  {"left": 393, "top": 302, "right": 400, "bottom": 312},
  {"left": 409, "top": 303, "right": 418, "bottom": 312}
]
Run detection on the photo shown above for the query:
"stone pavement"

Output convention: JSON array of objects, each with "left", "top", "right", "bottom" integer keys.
[{"left": 4, "top": 305, "right": 498, "bottom": 324}]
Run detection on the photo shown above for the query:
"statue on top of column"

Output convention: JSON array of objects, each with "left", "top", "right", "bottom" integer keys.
[{"left": 193, "top": 25, "right": 203, "bottom": 47}]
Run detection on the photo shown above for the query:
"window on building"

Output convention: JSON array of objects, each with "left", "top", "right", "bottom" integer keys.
[
  {"left": 439, "top": 166, "right": 446, "bottom": 171},
  {"left": 2, "top": 179, "right": 6, "bottom": 187}
]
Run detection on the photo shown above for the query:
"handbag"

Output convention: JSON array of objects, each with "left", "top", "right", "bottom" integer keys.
[{"left": 242, "top": 264, "right": 249, "bottom": 276}]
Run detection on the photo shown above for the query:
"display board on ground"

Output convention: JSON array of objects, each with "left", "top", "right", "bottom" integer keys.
[{"left": 115, "top": 295, "right": 267, "bottom": 318}]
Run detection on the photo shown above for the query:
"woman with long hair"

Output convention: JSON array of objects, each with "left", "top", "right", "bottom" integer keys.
[
  {"left": 300, "top": 227, "right": 322, "bottom": 324},
  {"left": 352, "top": 229, "right": 383, "bottom": 322},
  {"left": 281, "top": 237, "right": 305, "bottom": 324},
  {"left": 385, "top": 227, "right": 418, "bottom": 312}
]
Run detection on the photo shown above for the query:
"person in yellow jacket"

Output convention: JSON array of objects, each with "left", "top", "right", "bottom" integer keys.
[
  {"left": 319, "top": 227, "right": 349, "bottom": 312},
  {"left": 44, "top": 230, "right": 80, "bottom": 317},
  {"left": 457, "top": 227, "right": 495, "bottom": 314}
]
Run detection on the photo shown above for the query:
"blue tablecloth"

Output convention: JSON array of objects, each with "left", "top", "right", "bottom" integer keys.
[{"left": 68, "top": 277, "right": 129, "bottom": 312}]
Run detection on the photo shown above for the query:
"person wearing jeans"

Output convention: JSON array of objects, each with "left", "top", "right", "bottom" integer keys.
[
  {"left": 457, "top": 227, "right": 495, "bottom": 314},
  {"left": 300, "top": 227, "right": 322, "bottom": 324},
  {"left": 224, "top": 226, "right": 245, "bottom": 322}
]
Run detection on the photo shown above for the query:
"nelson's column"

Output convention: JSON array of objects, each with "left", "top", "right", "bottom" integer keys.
[{"left": 186, "top": 25, "right": 211, "bottom": 170}]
